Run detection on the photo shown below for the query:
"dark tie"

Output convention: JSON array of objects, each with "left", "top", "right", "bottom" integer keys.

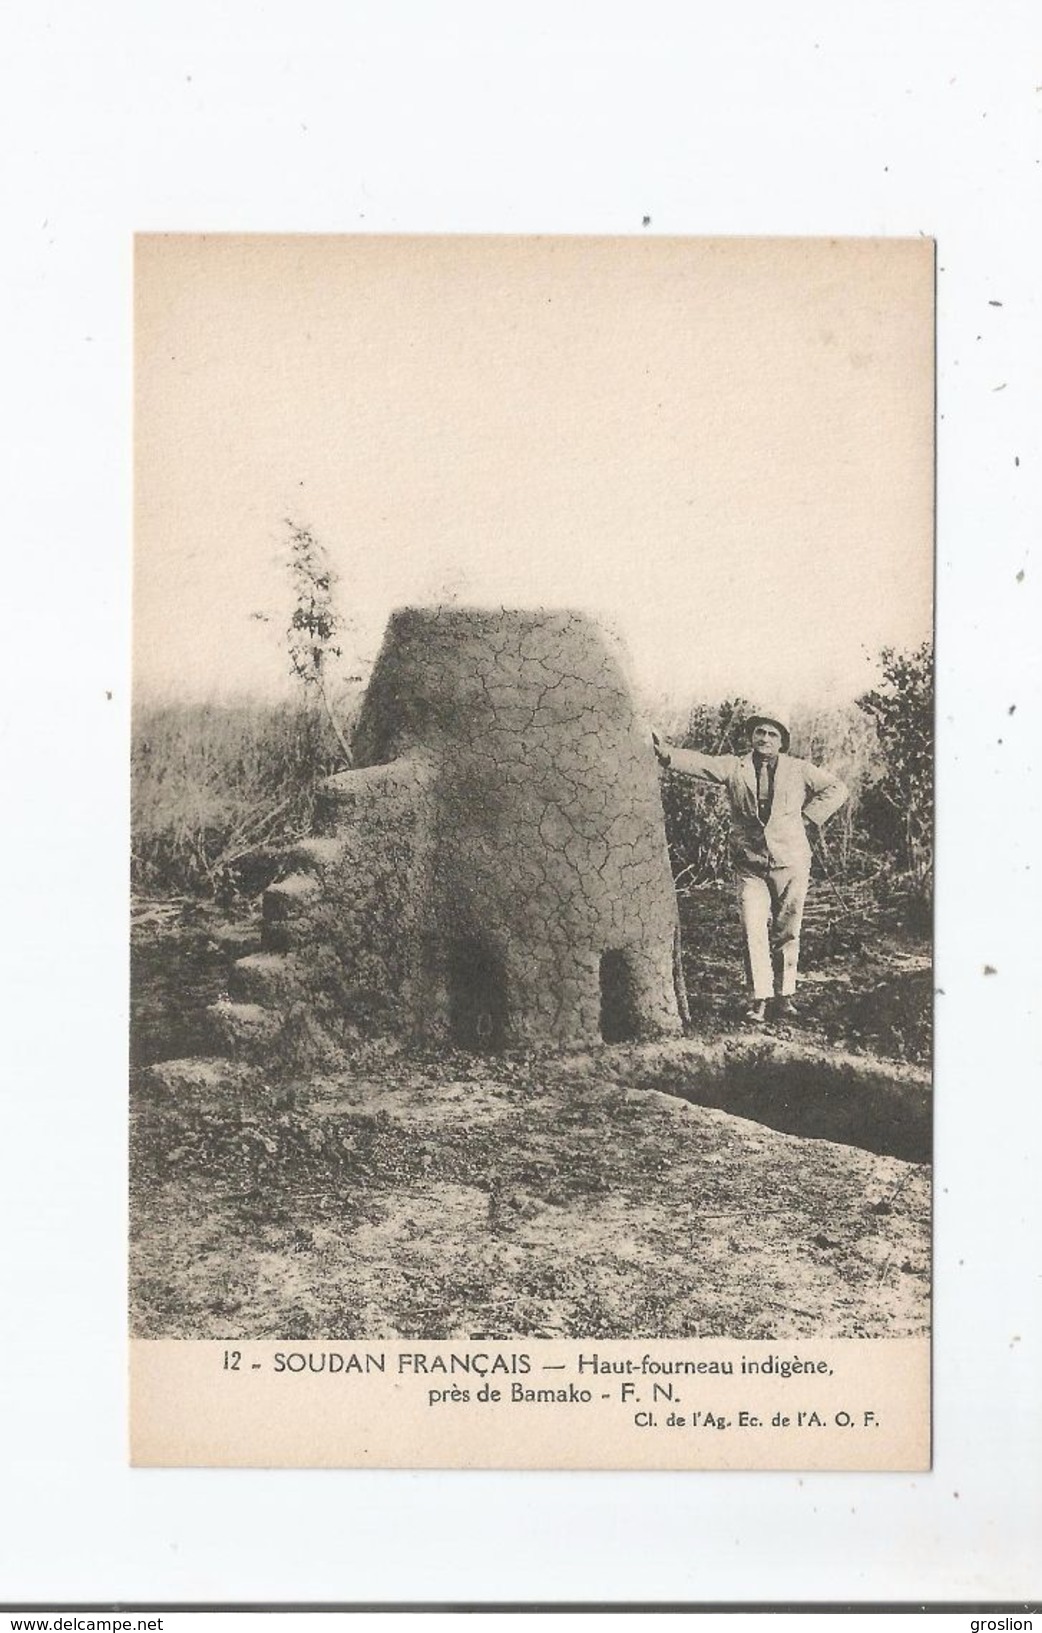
[{"left": 756, "top": 759, "right": 772, "bottom": 824}]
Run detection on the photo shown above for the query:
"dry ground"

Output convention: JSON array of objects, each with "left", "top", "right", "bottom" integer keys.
[{"left": 130, "top": 887, "right": 931, "bottom": 1341}]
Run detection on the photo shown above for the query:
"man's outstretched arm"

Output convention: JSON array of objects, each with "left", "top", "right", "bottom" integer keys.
[{"left": 652, "top": 733, "right": 739, "bottom": 785}]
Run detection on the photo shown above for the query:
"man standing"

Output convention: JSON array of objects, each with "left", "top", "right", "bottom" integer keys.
[{"left": 654, "top": 711, "right": 849, "bottom": 1024}]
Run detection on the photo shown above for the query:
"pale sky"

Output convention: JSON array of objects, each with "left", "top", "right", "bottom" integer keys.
[{"left": 135, "top": 234, "right": 933, "bottom": 712}]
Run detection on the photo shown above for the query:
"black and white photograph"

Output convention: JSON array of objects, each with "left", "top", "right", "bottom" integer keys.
[{"left": 129, "top": 234, "right": 934, "bottom": 1462}]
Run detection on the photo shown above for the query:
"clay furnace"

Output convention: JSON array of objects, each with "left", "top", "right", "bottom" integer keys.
[{"left": 217, "top": 607, "right": 683, "bottom": 1051}]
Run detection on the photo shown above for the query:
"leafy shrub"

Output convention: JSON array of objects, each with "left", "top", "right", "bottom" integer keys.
[
  {"left": 659, "top": 645, "right": 933, "bottom": 921},
  {"left": 659, "top": 698, "right": 750, "bottom": 888},
  {"left": 856, "top": 642, "right": 933, "bottom": 901}
]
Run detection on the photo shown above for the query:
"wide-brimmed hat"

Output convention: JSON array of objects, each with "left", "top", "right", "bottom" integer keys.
[{"left": 745, "top": 708, "right": 791, "bottom": 751}]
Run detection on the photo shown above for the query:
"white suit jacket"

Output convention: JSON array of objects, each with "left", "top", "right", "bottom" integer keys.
[{"left": 667, "top": 748, "right": 849, "bottom": 873}]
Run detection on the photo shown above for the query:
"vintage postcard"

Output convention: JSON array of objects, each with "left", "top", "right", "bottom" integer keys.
[{"left": 130, "top": 234, "right": 933, "bottom": 1468}]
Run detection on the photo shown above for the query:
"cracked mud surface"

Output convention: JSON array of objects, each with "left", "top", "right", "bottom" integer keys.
[{"left": 337, "top": 606, "right": 680, "bottom": 1043}]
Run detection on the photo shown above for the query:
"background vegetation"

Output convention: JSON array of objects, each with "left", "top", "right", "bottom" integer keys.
[
  {"left": 657, "top": 643, "right": 933, "bottom": 931},
  {"left": 134, "top": 512, "right": 932, "bottom": 917},
  {"left": 132, "top": 520, "right": 360, "bottom": 900},
  {"left": 132, "top": 639, "right": 933, "bottom": 930},
  {"left": 131, "top": 692, "right": 357, "bottom": 900}
]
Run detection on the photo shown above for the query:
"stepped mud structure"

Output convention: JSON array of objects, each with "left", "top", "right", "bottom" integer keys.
[{"left": 210, "top": 606, "right": 684, "bottom": 1054}]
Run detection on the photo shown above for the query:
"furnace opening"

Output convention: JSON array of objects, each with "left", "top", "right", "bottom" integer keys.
[
  {"left": 448, "top": 935, "right": 509, "bottom": 1050},
  {"left": 599, "top": 949, "right": 641, "bottom": 1043}
]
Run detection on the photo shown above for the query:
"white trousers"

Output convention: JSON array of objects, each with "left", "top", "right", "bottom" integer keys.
[{"left": 736, "top": 866, "right": 810, "bottom": 1000}]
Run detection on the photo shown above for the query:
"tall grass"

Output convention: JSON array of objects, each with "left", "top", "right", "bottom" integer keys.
[{"left": 132, "top": 694, "right": 357, "bottom": 898}]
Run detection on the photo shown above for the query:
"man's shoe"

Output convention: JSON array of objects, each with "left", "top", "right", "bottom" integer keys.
[
  {"left": 744, "top": 1000, "right": 767, "bottom": 1025},
  {"left": 773, "top": 996, "right": 799, "bottom": 1020}
]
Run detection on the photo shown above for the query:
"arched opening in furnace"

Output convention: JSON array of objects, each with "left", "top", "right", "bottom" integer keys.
[
  {"left": 599, "top": 949, "right": 640, "bottom": 1043},
  {"left": 448, "top": 935, "right": 509, "bottom": 1051}
]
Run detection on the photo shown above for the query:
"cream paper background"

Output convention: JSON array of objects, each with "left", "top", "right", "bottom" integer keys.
[
  {"left": 133, "top": 234, "right": 932, "bottom": 706},
  {"left": 4, "top": 0, "right": 1040, "bottom": 1604},
  {"left": 131, "top": 231, "right": 933, "bottom": 1476},
  {"left": 131, "top": 1339, "right": 929, "bottom": 1472}
]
